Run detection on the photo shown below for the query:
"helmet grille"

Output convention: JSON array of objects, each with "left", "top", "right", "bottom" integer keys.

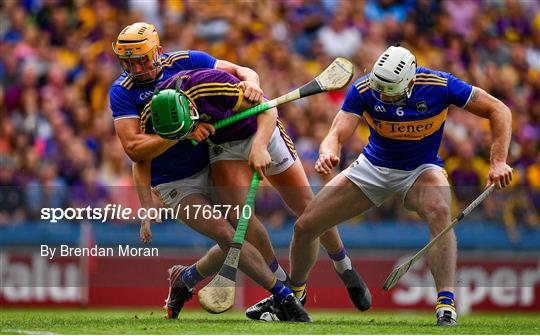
[
  {"left": 170, "top": 107, "right": 179, "bottom": 123},
  {"left": 378, "top": 53, "right": 390, "bottom": 67},
  {"left": 394, "top": 60, "right": 406, "bottom": 75}
]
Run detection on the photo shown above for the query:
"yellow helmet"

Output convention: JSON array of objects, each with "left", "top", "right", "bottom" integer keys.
[{"left": 112, "top": 22, "right": 161, "bottom": 83}]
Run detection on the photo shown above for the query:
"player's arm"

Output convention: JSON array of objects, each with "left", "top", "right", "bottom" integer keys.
[
  {"left": 236, "top": 95, "right": 277, "bottom": 177},
  {"left": 251, "top": 104, "right": 278, "bottom": 178},
  {"left": 114, "top": 118, "right": 178, "bottom": 162},
  {"left": 132, "top": 160, "right": 157, "bottom": 243},
  {"left": 215, "top": 59, "right": 263, "bottom": 102},
  {"left": 316, "top": 110, "right": 361, "bottom": 175},
  {"left": 463, "top": 87, "right": 513, "bottom": 188}
]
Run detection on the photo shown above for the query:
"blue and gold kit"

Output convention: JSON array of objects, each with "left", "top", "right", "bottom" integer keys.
[{"left": 342, "top": 67, "right": 473, "bottom": 170}]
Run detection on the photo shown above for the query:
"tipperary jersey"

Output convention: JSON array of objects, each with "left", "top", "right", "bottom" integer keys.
[
  {"left": 142, "top": 68, "right": 256, "bottom": 144},
  {"left": 342, "top": 67, "right": 473, "bottom": 170},
  {"left": 109, "top": 50, "right": 217, "bottom": 186}
]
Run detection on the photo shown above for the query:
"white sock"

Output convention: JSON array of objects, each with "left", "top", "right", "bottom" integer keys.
[
  {"left": 333, "top": 255, "right": 352, "bottom": 274},
  {"left": 274, "top": 265, "right": 288, "bottom": 282}
]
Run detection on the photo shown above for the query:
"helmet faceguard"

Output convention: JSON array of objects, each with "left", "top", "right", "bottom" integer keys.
[
  {"left": 151, "top": 83, "right": 199, "bottom": 140},
  {"left": 112, "top": 22, "right": 162, "bottom": 83},
  {"left": 369, "top": 46, "right": 416, "bottom": 105}
]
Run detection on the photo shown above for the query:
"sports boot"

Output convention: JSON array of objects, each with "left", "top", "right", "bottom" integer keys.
[
  {"left": 164, "top": 265, "right": 193, "bottom": 319},
  {"left": 273, "top": 294, "right": 312, "bottom": 322},
  {"left": 436, "top": 306, "right": 458, "bottom": 326},
  {"left": 336, "top": 267, "right": 372, "bottom": 311},
  {"left": 246, "top": 290, "right": 307, "bottom": 321},
  {"left": 246, "top": 296, "right": 273, "bottom": 320}
]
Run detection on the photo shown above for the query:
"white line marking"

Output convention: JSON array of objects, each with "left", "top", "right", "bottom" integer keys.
[{"left": 1, "top": 329, "right": 56, "bottom": 335}]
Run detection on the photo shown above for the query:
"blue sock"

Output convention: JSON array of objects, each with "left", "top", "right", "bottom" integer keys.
[
  {"left": 437, "top": 291, "right": 455, "bottom": 306},
  {"left": 181, "top": 264, "right": 205, "bottom": 288},
  {"left": 269, "top": 279, "right": 293, "bottom": 302}
]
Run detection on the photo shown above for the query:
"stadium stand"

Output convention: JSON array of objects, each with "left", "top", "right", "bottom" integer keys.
[{"left": 0, "top": 0, "right": 539, "bottom": 246}]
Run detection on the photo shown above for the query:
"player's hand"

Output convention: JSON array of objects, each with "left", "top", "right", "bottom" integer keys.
[
  {"left": 140, "top": 217, "right": 153, "bottom": 244},
  {"left": 238, "top": 80, "right": 263, "bottom": 103},
  {"left": 315, "top": 152, "right": 340, "bottom": 175},
  {"left": 188, "top": 122, "right": 215, "bottom": 143},
  {"left": 249, "top": 146, "right": 271, "bottom": 179},
  {"left": 486, "top": 161, "right": 513, "bottom": 189}
]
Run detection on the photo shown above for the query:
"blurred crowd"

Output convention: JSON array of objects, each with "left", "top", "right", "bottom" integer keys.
[{"left": 0, "top": 0, "right": 539, "bottom": 241}]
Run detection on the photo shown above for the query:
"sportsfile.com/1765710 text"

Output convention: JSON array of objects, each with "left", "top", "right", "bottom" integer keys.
[{"left": 40, "top": 204, "right": 252, "bottom": 223}]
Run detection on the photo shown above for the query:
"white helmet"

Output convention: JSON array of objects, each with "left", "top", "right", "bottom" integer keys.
[{"left": 369, "top": 46, "right": 416, "bottom": 103}]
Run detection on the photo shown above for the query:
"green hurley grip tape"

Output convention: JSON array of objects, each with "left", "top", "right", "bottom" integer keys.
[
  {"left": 214, "top": 102, "right": 270, "bottom": 130},
  {"left": 190, "top": 102, "right": 271, "bottom": 145},
  {"left": 232, "top": 172, "right": 260, "bottom": 244}
]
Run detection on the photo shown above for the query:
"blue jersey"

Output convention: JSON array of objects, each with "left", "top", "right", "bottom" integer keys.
[
  {"left": 109, "top": 50, "right": 217, "bottom": 186},
  {"left": 341, "top": 67, "right": 473, "bottom": 171}
]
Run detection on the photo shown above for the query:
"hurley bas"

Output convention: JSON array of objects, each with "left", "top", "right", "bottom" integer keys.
[{"left": 40, "top": 245, "right": 159, "bottom": 259}]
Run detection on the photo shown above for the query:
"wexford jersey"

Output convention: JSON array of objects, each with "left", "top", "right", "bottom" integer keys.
[
  {"left": 141, "top": 69, "right": 257, "bottom": 145},
  {"left": 342, "top": 66, "right": 473, "bottom": 170},
  {"left": 109, "top": 50, "right": 217, "bottom": 186}
]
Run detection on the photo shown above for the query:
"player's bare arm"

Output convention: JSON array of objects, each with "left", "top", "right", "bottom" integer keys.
[
  {"left": 232, "top": 94, "right": 277, "bottom": 177},
  {"left": 463, "top": 87, "right": 513, "bottom": 189},
  {"left": 250, "top": 106, "right": 278, "bottom": 178},
  {"left": 216, "top": 59, "right": 263, "bottom": 102},
  {"left": 132, "top": 160, "right": 155, "bottom": 243},
  {"left": 114, "top": 118, "right": 178, "bottom": 162},
  {"left": 316, "top": 111, "right": 361, "bottom": 175}
]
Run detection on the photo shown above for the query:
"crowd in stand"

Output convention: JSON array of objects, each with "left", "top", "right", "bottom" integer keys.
[{"left": 1, "top": 0, "right": 538, "bottom": 241}]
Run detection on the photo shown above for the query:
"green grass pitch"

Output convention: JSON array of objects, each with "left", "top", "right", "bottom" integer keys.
[{"left": 1, "top": 309, "right": 538, "bottom": 334}]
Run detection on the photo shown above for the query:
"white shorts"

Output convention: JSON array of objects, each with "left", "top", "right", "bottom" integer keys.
[
  {"left": 343, "top": 154, "right": 444, "bottom": 207},
  {"left": 152, "top": 166, "right": 212, "bottom": 210},
  {"left": 208, "top": 124, "right": 298, "bottom": 176}
]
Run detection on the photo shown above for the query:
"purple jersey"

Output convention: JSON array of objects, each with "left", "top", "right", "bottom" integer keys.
[
  {"left": 147, "top": 69, "right": 257, "bottom": 144},
  {"left": 110, "top": 50, "right": 217, "bottom": 186}
]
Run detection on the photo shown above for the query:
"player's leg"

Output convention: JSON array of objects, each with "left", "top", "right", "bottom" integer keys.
[
  {"left": 153, "top": 176, "right": 215, "bottom": 319},
  {"left": 211, "top": 160, "right": 288, "bottom": 282},
  {"left": 265, "top": 124, "right": 352, "bottom": 262},
  {"left": 164, "top": 243, "right": 222, "bottom": 317},
  {"left": 180, "top": 193, "right": 275, "bottom": 286},
  {"left": 267, "top": 159, "right": 372, "bottom": 311},
  {"left": 266, "top": 159, "right": 345, "bottom": 250},
  {"left": 403, "top": 168, "right": 457, "bottom": 326},
  {"left": 290, "top": 172, "right": 374, "bottom": 290},
  {"left": 171, "top": 193, "right": 309, "bottom": 321},
  {"left": 155, "top": 165, "right": 280, "bottom": 285},
  {"left": 155, "top": 171, "right": 307, "bottom": 321}
]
